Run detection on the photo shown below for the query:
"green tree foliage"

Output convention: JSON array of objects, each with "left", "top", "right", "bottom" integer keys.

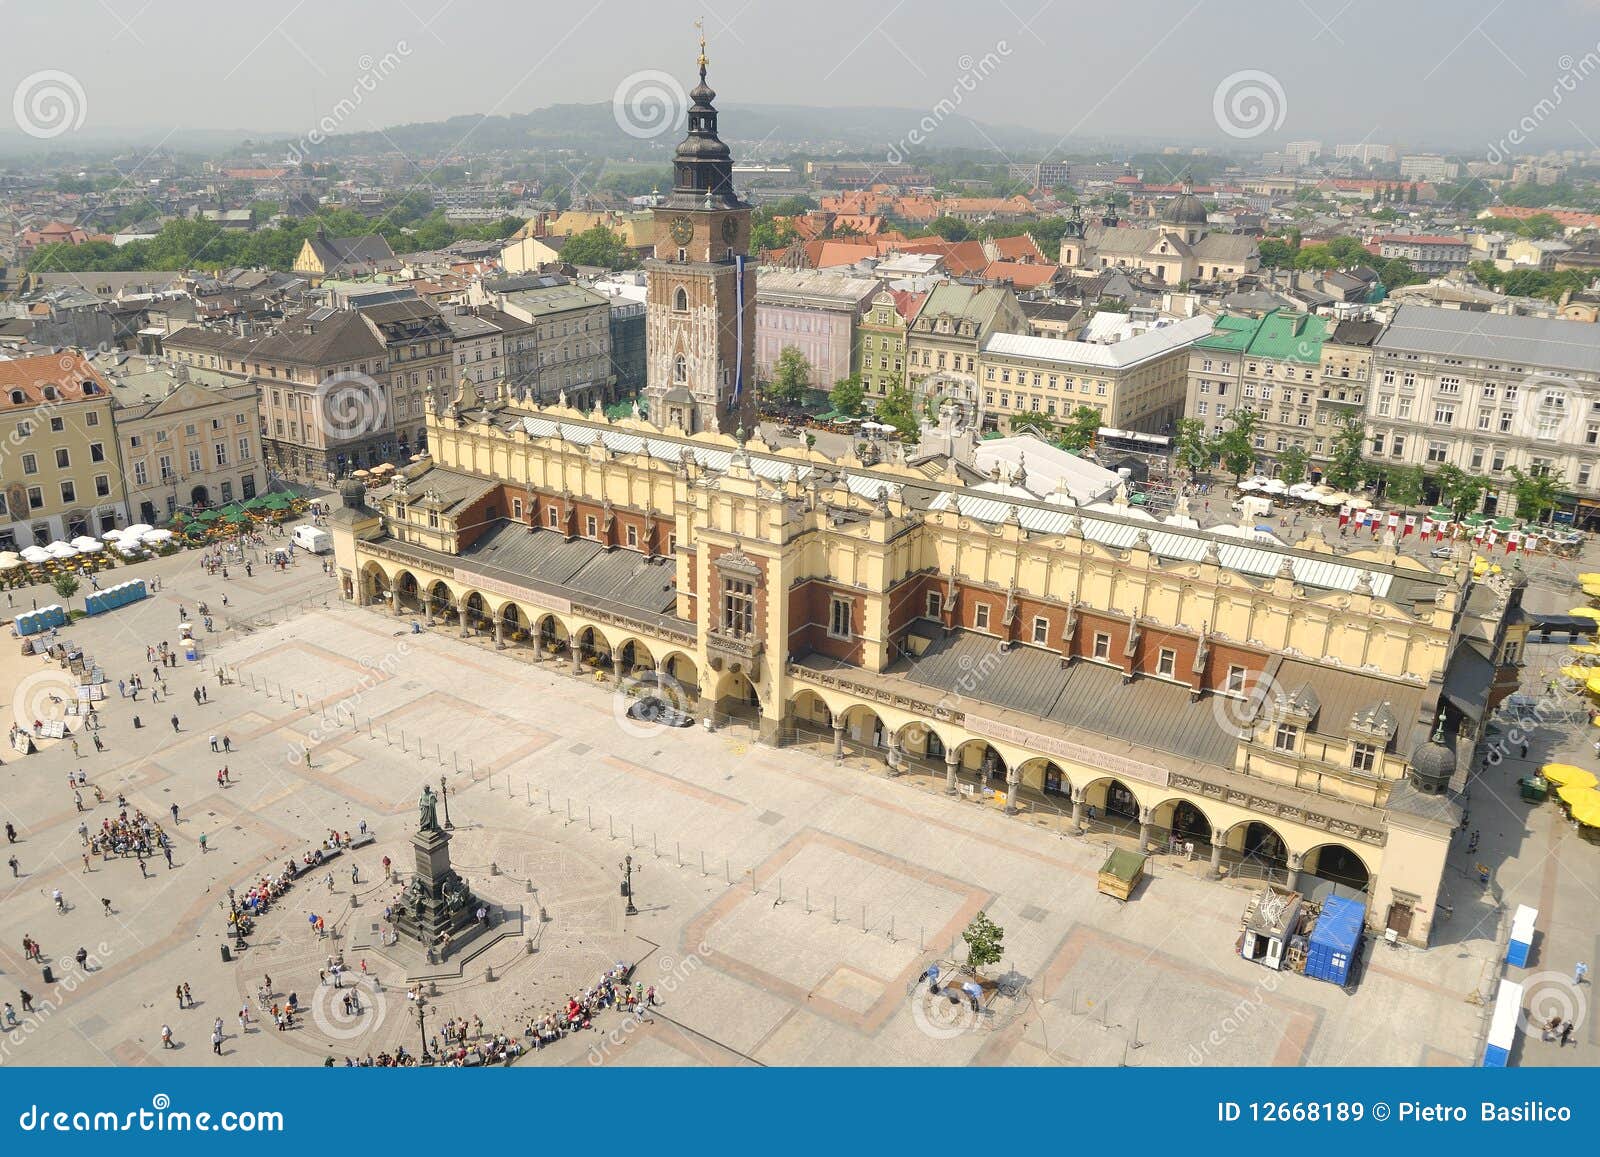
[
  {"left": 927, "top": 216, "right": 972, "bottom": 241},
  {"left": 1172, "top": 417, "right": 1213, "bottom": 478},
  {"left": 1384, "top": 464, "right": 1425, "bottom": 511},
  {"left": 1276, "top": 445, "right": 1309, "bottom": 488},
  {"left": 52, "top": 574, "right": 80, "bottom": 603},
  {"left": 1323, "top": 414, "right": 1368, "bottom": 491},
  {"left": 1467, "top": 260, "right": 1590, "bottom": 303},
  {"left": 768, "top": 346, "right": 812, "bottom": 404},
  {"left": 1433, "top": 464, "right": 1487, "bottom": 519},
  {"left": 962, "top": 911, "right": 1006, "bottom": 972},
  {"left": 1292, "top": 236, "right": 1371, "bottom": 271},
  {"left": 1258, "top": 236, "right": 1300, "bottom": 269},
  {"left": 1507, "top": 467, "right": 1561, "bottom": 523},
  {"left": 828, "top": 374, "right": 865, "bottom": 418},
  {"left": 874, "top": 383, "right": 919, "bottom": 441},
  {"left": 559, "top": 225, "right": 633, "bottom": 270},
  {"left": 1056, "top": 405, "right": 1103, "bottom": 453},
  {"left": 1378, "top": 258, "right": 1424, "bottom": 289},
  {"left": 1214, "top": 409, "right": 1260, "bottom": 480}
]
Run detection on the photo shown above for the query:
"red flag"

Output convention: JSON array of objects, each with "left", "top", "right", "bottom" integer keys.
[
  {"left": 1338, "top": 506, "right": 1350, "bottom": 526},
  {"left": 1403, "top": 514, "right": 1417, "bottom": 537},
  {"left": 1420, "top": 518, "right": 1434, "bottom": 538},
  {"left": 1506, "top": 532, "right": 1520, "bottom": 554}
]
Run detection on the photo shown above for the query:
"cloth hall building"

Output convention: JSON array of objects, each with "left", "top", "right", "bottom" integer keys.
[{"left": 327, "top": 55, "right": 1523, "bottom": 949}]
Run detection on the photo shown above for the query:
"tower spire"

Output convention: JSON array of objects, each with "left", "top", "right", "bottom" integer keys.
[{"left": 696, "top": 18, "right": 707, "bottom": 83}]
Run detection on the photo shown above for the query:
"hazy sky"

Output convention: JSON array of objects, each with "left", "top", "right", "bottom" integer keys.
[{"left": 7, "top": 0, "right": 1600, "bottom": 153}]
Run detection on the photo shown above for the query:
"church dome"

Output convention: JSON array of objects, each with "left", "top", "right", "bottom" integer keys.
[
  {"left": 1161, "top": 189, "right": 1209, "bottom": 227},
  {"left": 1408, "top": 734, "right": 1455, "bottom": 793}
]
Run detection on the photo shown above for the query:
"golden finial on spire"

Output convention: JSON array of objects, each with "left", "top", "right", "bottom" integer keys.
[{"left": 695, "top": 17, "right": 708, "bottom": 78}]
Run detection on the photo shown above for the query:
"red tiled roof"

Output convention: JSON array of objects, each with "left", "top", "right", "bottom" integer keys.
[
  {"left": 0, "top": 353, "right": 109, "bottom": 411},
  {"left": 980, "top": 260, "right": 1060, "bottom": 288}
]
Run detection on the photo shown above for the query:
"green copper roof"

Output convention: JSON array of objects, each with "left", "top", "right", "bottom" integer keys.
[{"left": 1195, "top": 309, "right": 1329, "bottom": 363}]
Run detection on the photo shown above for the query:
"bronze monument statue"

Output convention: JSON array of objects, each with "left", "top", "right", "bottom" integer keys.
[{"left": 418, "top": 784, "right": 439, "bottom": 831}]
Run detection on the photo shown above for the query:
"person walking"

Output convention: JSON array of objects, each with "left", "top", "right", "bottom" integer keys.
[
  {"left": 208, "top": 735, "right": 218, "bottom": 752},
  {"left": 1576, "top": 961, "right": 1589, "bottom": 986},
  {"left": 100, "top": 898, "right": 112, "bottom": 917},
  {"left": 176, "top": 985, "right": 185, "bottom": 1010},
  {"left": 222, "top": 735, "right": 231, "bottom": 752},
  {"left": 22, "top": 991, "right": 35, "bottom": 1014},
  {"left": 170, "top": 715, "right": 180, "bottom": 733},
  {"left": 170, "top": 803, "right": 179, "bottom": 824},
  {"left": 1560, "top": 1019, "right": 1575, "bottom": 1047},
  {"left": 11, "top": 854, "right": 22, "bottom": 877},
  {"left": 4, "top": 823, "right": 14, "bottom": 844}
]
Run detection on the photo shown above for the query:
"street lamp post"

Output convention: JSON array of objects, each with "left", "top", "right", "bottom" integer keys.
[
  {"left": 416, "top": 995, "right": 430, "bottom": 1063},
  {"left": 619, "top": 854, "right": 638, "bottom": 916},
  {"left": 439, "top": 775, "right": 453, "bottom": 830}
]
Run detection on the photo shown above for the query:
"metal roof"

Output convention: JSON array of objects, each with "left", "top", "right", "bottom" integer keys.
[
  {"left": 1376, "top": 304, "right": 1600, "bottom": 377},
  {"left": 926, "top": 491, "right": 1393, "bottom": 597}
]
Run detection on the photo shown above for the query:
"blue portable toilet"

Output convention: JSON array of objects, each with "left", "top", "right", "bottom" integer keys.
[
  {"left": 1483, "top": 978, "right": 1523, "bottom": 1066},
  {"left": 1507, "top": 904, "right": 1536, "bottom": 967},
  {"left": 1304, "top": 896, "right": 1365, "bottom": 986}
]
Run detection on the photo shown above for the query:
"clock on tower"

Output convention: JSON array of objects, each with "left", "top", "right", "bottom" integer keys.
[{"left": 642, "top": 35, "right": 755, "bottom": 437}]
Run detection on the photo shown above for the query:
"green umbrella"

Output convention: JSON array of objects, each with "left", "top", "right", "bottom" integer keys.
[
  {"left": 224, "top": 511, "right": 249, "bottom": 525},
  {"left": 1428, "top": 505, "right": 1453, "bottom": 520},
  {"left": 241, "top": 495, "right": 268, "bottom": 510},
  {"left": 195, "top": 508, "right": 221, "bottom": 522},
  {"left": 1492, "top": 516, "right": 1516, "bottom": 532}
]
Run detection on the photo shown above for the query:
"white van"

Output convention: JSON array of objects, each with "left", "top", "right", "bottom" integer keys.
[{"left": 292, "top": 524, "right": 333, "bottom": 554}]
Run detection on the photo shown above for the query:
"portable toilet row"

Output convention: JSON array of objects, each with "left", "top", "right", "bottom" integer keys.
[
  {"left": 1483, "top": 977, "right": 1524, "bottom": 1067},
  {"left": 83, "top": 578, "right": 148, "bottom": 617},
  {"left": 1304, "top": 896, "right": 1366, "bottom": 986},
  {"left": 1506, "top": 904, "right": 1537, "bottom": 967},
  {"left": 14, "top": 604, "right": 68, "bottom": 637}
]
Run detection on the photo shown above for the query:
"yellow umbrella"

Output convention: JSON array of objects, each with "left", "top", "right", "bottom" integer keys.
[
  {"left": 1542, "top": 763, "right": 1594, "bottom": 786},
  {"left": 1570, "top": 607, "right": 1600, "bottom": 620},
  {"left": 1588, "top": 672, "right": 1600, "bottom": 696},
  {"left": 1570, "top": 643, "right": 1600, "bottom": 656},
  {"left": 1580, "top": 573, "right": 1600, "bottom": 584},
  {"left": 1584, "top": 582, "right": 1600, "bottom": 599},
  {"left": 1561, "top": 664, "right": 1595, "bottom": 681},
  {"left": 1558, "top": 785, "right": 1600, "bottom": 826},
  {"left": 1551, "top": 768, "right": 1600, "bottom": 791}
]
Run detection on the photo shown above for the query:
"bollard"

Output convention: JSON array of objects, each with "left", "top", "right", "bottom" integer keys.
[
  {"left": 862, "top": 904, "right": 867, "bottom": 933},
  {"left": 919, "top": 925, "right": 924, "bottom": 952},
  {"left": 653, "top": 833, "right": 658, "bottom": 858},
  {"left": 525, "top": 879, "right": 533, "bottom": 893},
  {"left": 485, "top": 965, "right": 495, "bottom": 982},
  {"left": 700, "top": 851, "right": 706, "bottom": 876},
  {"left": 676, "top": 842, "right": 681, "bottom": 868},
  {"left": 490, "top": 862, "right": 499, "bottom": 876},
  {"left": 454, "top": 751, "right": 459, "bottom": 773},
  {"left": 832, "top": 896, "right": 838, "bottom": 924},
  {"left": 546, "top": 788, "right": 553, "bottom": 813},
  {"left": 525, "top": 782, "right": 531, "bottom": 806},
  {"left": 525, "top": 939, "right": 535, "bottom": 955},
  {"left": 587, "top": 805, "right": 592, "bottom": 831},
  {"left": 609, "top": 815, "right": 614, "bottom": 840},
  {"left": 385, "top": 724, "right": 391, "bottom": 745}
]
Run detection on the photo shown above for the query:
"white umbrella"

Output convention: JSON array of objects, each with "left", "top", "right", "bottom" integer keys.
[
  {"left": 101, "top": 528, "right": 126, "bottom": 542},
  {"left": 1262, "top": 479, "right": 1288, "bottom": 495},
  {"left": 20, "top": 545, "right": 51, "bottom": 563},
  {"left": 74, "top": 539, "right": 103, "bottom": 552},
  {"left": 70, "top": 535, "right": 100, "bottom": 550},
  {"left": 1237, "top": 479, "right": 1261, "bottom": 492},
  {"left": 1318, "top": 492, "right": 1350, "bottom": 506},
  {"left": 0, "top": 557, "right": 21, "bottom": 572},
  {"left": 116, "top": 543, "right": 144, "bottom": 557},
  {"left": 141, "top": 529, "right": 174, "bottom": 543},
  {"left": 1347, "top": 497, "right": 1371, "bottom": 511},
  {"left": 44, "top": 541, "right": 77, "bottom": 558},
  {"left": 123, "top": 523, "right": 154, "bottom": 538},
  {"left": 1288, "top": 482, "right": 1316, "bottom": 496}
]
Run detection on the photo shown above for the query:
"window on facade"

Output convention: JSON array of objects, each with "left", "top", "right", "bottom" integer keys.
[
  {"left": 1351, "top": 743, "right": 1377, "bottom": 773},
  {"left": 1273, "top": 723, "right": 1298, "bottom": 752},
  {"left": 829, "top": 596, "right": 852, "bottom": 640},
  {"left": 21, "top": 452, "right": 37, "bottom": 475},
  {"left": 925, "top": 591, "right": 942, "bottom": 619},
  {"left": 722, "top": 578, "right": 755, "bottom": 638},
  {"left": 1031, "top": 616, "right": 1049, "bottom": 645},
  {"left": 60, "top": 481, "right": 75, "bottom": 504},
  {"left": 1092, "top": 632, "right": 1110, "bottom": 661},
  {"left": 54, "top": 448, "right": 70, "bottom": 469},
  {"left": 673, "top": 287, "right": 688, "bottom": 312},
  {"left": 1156, "top": 648, "right": 1176, "bottom": 678},
  {"left": 973, "top": 603, "right": 990, "bottom": 631},
  {"left": 585, "top": 515, "right": 598, "bottom": 538},
  {"left": 673, "top": 355, "right": 686, "bottom": 382},
  {"left": 94, "top": 475, "right": 109, "bottom": 497},
  {"left": 1226, "top": 665, "right": 1247, "bottom": 693}
]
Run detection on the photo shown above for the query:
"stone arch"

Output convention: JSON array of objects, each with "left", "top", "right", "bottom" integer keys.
[
  {"left": 616, "top": 637, "right": 655, "bottom": 675},
  {"left": 1304, "top": 842, "right": 1371, "bottom": 893},
  {"left": 461, "top": 590, "right": 492, "bottom": 632},
  {"left": 393, "top": 569, "right": 422, "bottom": 613},
  {"left": 1153, "top": 796, "right": 1216, "bottom": 846},
  {"left": 1018, "top": 757, "right": 1071, "bottom": 799},
  {"left": 658, "top": 650, "right": 699, "bottom": 696},
  {"left": 574, "top": 623, "right": 611, "bottom": 665},
  {"left": 1080, "top": 776, "right": 1144, "bottom": 822},
  {"left": 359, "top": 560, "right": 391, "bottom": 606},
  {"left": 894, "top": 718, "right": 949, "bottom": 762},
  {"left": 498, "top": 601, "right": 530, "bottom": 642},
  {"left": 788, "top": 688, "right": 833, "bottom": 730},
  {"left": 1221, "top": 818, "right": 1291, "bottom": 873},
  {"left": 951, "top": 738, "right": 1007, "bottom": 787},
  {"left": 713, "top": 667, "right": 760, "bottom": 720},
  {"left": 534, "top": 613, "right": 569, "bottom": 656},
  {"left": 839, "top": 704, "right": 887, "bottom": 749},
  {"left": 426, "top": 580, "right": 456, "bottom": 620}
]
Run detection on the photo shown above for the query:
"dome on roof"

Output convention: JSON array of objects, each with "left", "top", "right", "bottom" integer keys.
[
  {"left": 1409, "top": 733, "right": 1455, "bottom": 793},
  {"left": 1161, "top": 190, "right": 1209, "bottom": 227}
]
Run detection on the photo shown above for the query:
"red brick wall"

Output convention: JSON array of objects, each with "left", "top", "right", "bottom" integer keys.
[
  {"left": 494, "top": 484, "right": 671, "bottom": 555},
  {"left": 706, "top": 545, "right": 768, "bottom": 640},
  {"left": 788, "top": 579, "right": 867, "bottom": 666}
]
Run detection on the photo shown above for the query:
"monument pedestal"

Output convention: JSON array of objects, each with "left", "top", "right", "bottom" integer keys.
[{"left": 391, "top": 826, "right": 477, "bottom": 950}]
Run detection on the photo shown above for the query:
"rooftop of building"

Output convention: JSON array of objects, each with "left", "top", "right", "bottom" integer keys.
[
  {"left": 982, "top": 313, "right": 1214, "bottom": 370},
  {"left": 1376, "top": 303, "right": 1600, "bottom": 374},
  {"left": 1194, "top": 309, "right": 1331, "bottom": 362}
]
